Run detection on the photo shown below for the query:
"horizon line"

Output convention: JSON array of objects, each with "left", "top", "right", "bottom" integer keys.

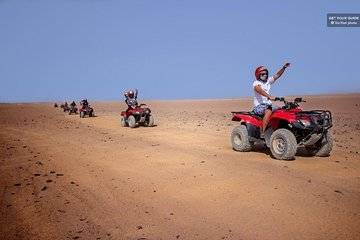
[{"left": 1, "top": 92, "right": 359, "bottom": 104}]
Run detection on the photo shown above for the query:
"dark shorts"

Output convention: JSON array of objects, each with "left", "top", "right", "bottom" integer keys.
[{"left": 253, "top": 104, "right": 279, "bottom": 116}]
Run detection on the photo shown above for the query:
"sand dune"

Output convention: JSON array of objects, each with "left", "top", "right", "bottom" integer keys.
[{"left": 1, "top": 94, "right": 359, "bottom": 240}]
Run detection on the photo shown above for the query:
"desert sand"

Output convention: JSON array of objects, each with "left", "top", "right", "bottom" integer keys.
[{"left": 0, "top": 94, "right": 359, "bottom": 240}]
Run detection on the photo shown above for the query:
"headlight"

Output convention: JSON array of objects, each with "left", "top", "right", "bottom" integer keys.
[
  {"left": 299, "top": 119, "right": 311, "bottom": 127},
  {"left": 135, "top": 112, "right": 140, "bottom": 114}
]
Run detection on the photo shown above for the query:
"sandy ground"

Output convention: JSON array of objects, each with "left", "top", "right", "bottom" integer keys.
[{"left": 0, "top": 94, "right": 359, "bottom": 240}]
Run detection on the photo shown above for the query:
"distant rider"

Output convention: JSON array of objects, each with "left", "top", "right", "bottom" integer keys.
[
  {"left": 124, "top": 89, "right": 138, "bottom": 112},
  {"left": 81, "top": 99, "right": 89, "bottom": 108},
  {"left": 70, "top": 101, "right": 76, "bottom": 107},
  {"left": 253, "top": 63, "right": 290, "bottom": 138}
]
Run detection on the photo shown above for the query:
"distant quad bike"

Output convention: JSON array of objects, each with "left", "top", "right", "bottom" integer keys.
[
  {"left": 121, "top": 104, "right": 154, "bottom": 128},
  {"left": 63, "top": 105, "right": 69, "bottom": 112},
  {"left": 79, "top": 105, "right": 95, "bottom": 118},
  {"left": 231, "top": 97, "right": 333, "bottom": 160},
  {"left": 68, "top": 106, "right": 78, "bottom": 115}
]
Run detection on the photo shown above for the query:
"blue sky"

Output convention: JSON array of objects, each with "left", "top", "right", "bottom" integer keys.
[{"left": 0, "top": 0, "right": 359, "bottom": 102}]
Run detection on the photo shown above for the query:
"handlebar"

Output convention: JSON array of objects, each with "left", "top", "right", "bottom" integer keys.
[
  {"left": 272, "top": 97, "right": 285, "bottom": 102},
  {"left": 269, "top": 97, "right": 306, "bottom": 110},
  {"left": 295, "top": 97, "right": 306, "bottom": 103},
  {"left": 270, "top": 97, "right": 306, "bottom": 103}
]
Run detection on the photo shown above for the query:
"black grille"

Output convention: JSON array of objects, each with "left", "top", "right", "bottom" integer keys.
[{"left": 298, "top": 110, "right": 332, "bottom": 129}]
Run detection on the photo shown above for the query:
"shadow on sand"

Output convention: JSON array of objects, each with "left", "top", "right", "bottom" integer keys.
[{"left": 251, "top": 144, "right": 315, "bottom": 161}]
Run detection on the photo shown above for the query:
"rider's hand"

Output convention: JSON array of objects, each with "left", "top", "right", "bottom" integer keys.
[{"left": 284, "top": 63, "right": 290, "bottom": 68}]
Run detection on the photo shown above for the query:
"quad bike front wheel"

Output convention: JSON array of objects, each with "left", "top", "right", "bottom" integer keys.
[
  {"left": 128, "top": 116, "right": 136, "bottom": 128},
  {"left": 305, "top": 132, "right": 333, "bottom": 157},
  {"left": 270, "top": 128, "right": 297, "bottom": 160},
  {"left": 231, "top": 125, "right": 253, "bottom": 152},
  {"left": 80, "top": 111, "right": 85, "bottom": 118},
  {"left": 145, "top": 115, "right": 154, "bottom": 127}
]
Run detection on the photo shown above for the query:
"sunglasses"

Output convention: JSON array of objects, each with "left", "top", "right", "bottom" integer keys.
[{"left": 260, "top": 72, "right": 268, "bottom": 76}]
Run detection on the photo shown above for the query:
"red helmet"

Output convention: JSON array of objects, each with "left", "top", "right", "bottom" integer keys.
[{"left": 255, "top": 66, "right": 268, "bottom": 80}]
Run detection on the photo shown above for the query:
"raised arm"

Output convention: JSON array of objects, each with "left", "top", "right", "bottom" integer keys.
[{"left": 273, "top": 63, "right": 290, "bottom": 81}]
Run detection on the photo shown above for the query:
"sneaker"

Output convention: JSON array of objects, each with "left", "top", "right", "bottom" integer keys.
[
  {"left": 259, "top": 127, "right": 265, "bottom": 139},
  {"left": 260, "top": 132, "right": 265, "bottom": 139}
]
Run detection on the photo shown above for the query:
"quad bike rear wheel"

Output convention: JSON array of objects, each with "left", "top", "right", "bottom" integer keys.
[
  {"left": 128, "top": 116, "right": 136, "bottom": 128},
  {"left": 231, "top": 125, "right": 253, "bottom": 152},
  {"left": 90, "top": 111, "right": 95, "bottom": 117},
  {"left": 305, "top": 132, "right": 333, "bottom": 157},
  {"left": 120, "top": 116, "right": 127, "bottom": 127},
  {"left": 270, "top": 128, "right": 297, "bottom": 160}
]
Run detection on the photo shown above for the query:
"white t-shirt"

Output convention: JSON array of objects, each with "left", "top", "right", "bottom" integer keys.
[{"left": 253, "top": 76, "right": 275, "bottom": 107}]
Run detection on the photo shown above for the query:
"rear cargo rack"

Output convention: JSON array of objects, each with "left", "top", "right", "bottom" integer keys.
[{"left": 231, "top": 111, "right": 263, "bottom": 120}]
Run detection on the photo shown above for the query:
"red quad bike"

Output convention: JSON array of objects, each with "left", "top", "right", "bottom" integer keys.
[
  {"left": 120, "top": 104, "right": 154, "bottom": 128},
  {"left": 231, "top": 97, "right": 333, "bottom": 160},
  {"left": 79, "top": 105, "right": 95, "bottom": 118}
]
